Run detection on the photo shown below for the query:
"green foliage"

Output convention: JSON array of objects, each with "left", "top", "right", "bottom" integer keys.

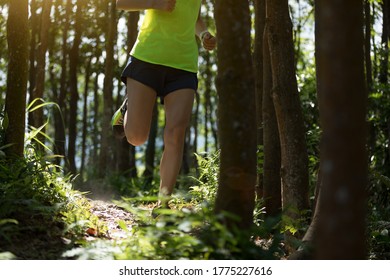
[
  {"left": 108, "top": 173, "right": 159, "bottom": 198},
  {"left": 0, "top": 99, "right": 7, "bottom": 149},
  {"left": 64, "top": 197, "right": 284, "bottom": 260},
  {"left": 0, "top": 124, "right": 102, "bottom": 258},
  {"left": 63, "top": 150, "right": 284, "bottom": 260},
  {"left": 280, "top": 208, "right": 310, "bottom": 237},
  {"left": 368, "top": 171, "right": 390, "bottom": 259},
  {"left": 188, "top": 151, "right": 220, "bottom": 204},
  {"left": 369, "top": 221, "right": 390, "bottom": 260},
  {"left": 368, "top": 86, "right": 390, "bottom": 176},
  {"left": 366, "top": 69, "right": 390, "bottom": 259}
]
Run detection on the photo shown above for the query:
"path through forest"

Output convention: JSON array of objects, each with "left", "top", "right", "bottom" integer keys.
[
  {"left": 76, "top": 180, "right": 148, "bottom": 241},
  {"left": 87, "top": 200, "right": 137, "bottom": 240}
]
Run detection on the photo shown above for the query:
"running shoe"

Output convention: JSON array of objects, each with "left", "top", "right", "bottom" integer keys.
[{"left": 111, "top": 97, "right": 127, "bottom": 139}]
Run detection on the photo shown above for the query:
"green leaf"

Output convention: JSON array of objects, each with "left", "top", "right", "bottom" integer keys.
[
  {"left": 117, "top": 220, "right": 128, "bottom": 232},
  {"left": 0, "top": 219, "right": 19, "bottom": 226}
]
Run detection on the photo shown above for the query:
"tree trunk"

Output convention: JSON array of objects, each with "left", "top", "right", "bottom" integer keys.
[
  {"left": 214, "top": 0, "right": 257, "bottom": 229},
  {"left": 28, "top": 0, "right": 38, "bottom": 114},
  {"left": 98, "top": 0, "right": 117, "bottom": 177},
  {"left": 315, "top": 0, "right": 367, "bottom": 259},
  {"left": 379, "top": 0, "right": 389, "bottom": 84},
  {"left": 253, "top": 0, "right": 265, "bottom": 199},
  {"left": 68, "top": 0, "right": 86, "bottom": 174},
  {"left": 125, "top": 11, "right": 140, "bottom": 57},
  {"left": 204, "top": 52, "right": 211, "bottom": 153},
  {"left": 92, "top": 72, "right": 100, "bottom": 169},
  {"left": 80, "top": 57, "right": 92, "bottom": 178},
  {"left": 117, "top": 138, "right": 138, "bottom": 178},
  {"left": 262, "top": 24, "right": 282, "bottom": 217},
  {"left": 192, "top": 90, "right": 200, "bottom": 174},
  {"left": 29, "top": 0, "right": 53, "bottom": 144},
  {"left": 117, "top": 11, "right": 139, "bottom": 177},
  {"left": 53, "top": 0, "right": 71, "bottom": 168},
  {"left": 5, "top": 0, "right": 29, "bottom": 158},
  {"left": 143, "top": 104, "right": 158, "bottom": 183},
  {"left": 266, "top": 0, "right": 310, "bottom": 220},
  {"left": 364, "top": 0, "right": 373, "bottom": 91},
  {"left": 181, "top": 132, "right": 190, "bottom": 176}
]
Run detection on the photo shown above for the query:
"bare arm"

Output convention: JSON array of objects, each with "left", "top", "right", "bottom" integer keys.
[
  {"left": 116, "top": 0, "right": 176, "bottom": 12},
  {"left": 195, "top": 9, "right": 216, "bottom": 51},
  {"left": 195, "top": 10, "right": 208, "bottom": 38}
]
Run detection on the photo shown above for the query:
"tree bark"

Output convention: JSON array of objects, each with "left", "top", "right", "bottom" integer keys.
[
  {"left": 29, "top": 0, "right": 53, "bottom": 145},
  {"left": 117, "top": 11, "right": 139, "bottom": 177},
  {"left": 214, "top": 0, "right": 257, "bottom": 229},
  {"left": 315, "top": 0, "right": 368, "bottom": 259},
  {"left": 379, "top": 0, "right": 389, "bottom": 85},
  {"left": 192, "top": 90, "right": 200, "bottom": 175},
  {"left": 262, "top": 24, "right": 282, "bottom": 217},
  {"left": 253, "top": 0, "right": 265, "bottom": 198},
  {"left": 143, "top": 104, "right": 158, "bottom": 182},
  {"left": 364, "top": 0, "right": 373, "bottom": 91},
  {"left": 53, "top": 0, "right": 71, "bottom": 168},
  {"left": 98, "top": 0, "right": 117, "bottom": 177},
  {"left": 80, "top": 57, "right": 92, "bottom": 177},
  {"left": 5, "top": 0, "right": 30, "bottom": 158},
  {"left": 266, "top": 0, "right": 310, "bottom": 220},
  {"left": 204, "top": 51, "right": 211, "bottom": 153},
  {"left": 68, "top": 0, "right": 86, "bottom": 174},
  {"left": 28, "top": 0, "right": 38, "bottom": 114},
  {"left": 92, "top": 72, "right": 100, "bottom": 168}
]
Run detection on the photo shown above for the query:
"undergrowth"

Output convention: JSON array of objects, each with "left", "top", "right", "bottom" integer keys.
[
  {"left": 0, "top": 102, "right": 103, "bottom": 259},
  {"left": 64, "top": 151, "right": 285, "bottom": 260},
  {"left": 0, "top": 144, "right": 105, "bottom": 259}
]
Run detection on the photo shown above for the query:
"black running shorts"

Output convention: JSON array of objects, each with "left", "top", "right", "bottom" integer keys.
[{"left": 121, "top": 56, "right": 198, "bottom": 102}]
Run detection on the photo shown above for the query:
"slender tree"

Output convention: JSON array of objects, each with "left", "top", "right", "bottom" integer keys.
[
  {"left": 98, "top": 0, "right": 117, "bottom": 177},
  {"left": 80, "top": 56, "right": 92, "bottom": 177},
  {"left": 5, "top": 0, "right": 30, "bottom": 158},
  {"left": 68, "top": 0, "right": 86, "bottom": 174},
  {"left": 116, "top": 11, "right": 139, "bottom": 177},
  {"left": 203, "top": 51, "right": 212, "bottom": 153},
  {"left": 29, "top": 0, "right": 53, "bottom": 141},
  {"left": 53, "top": 0, "right": 71, "bottom": 168},
  {"left": 266, "top": 0, "right": 310, "bottom": 220},
  {"left": 379, "top": 0, "right": 389, "bottom": 85},
  {"left": 143, "top": 104, "right": 158, "bottom": 182},
  {"left": 214, "top": 0, "right": 257, "bottom": 229},
  {"left": 253, "top": 0, "right": 265, "bottom": 198},
  {"left": 192, "top": 90, "right": 200, "bottom": 174},
  {"left": 364, "top": 0, "right": 373, "bottom": 91},
  {"left": 28, "top": 0, "right": 38, "bottom": 111},
  {"left": 262, "top": 22, "right": 282, "bottom": 217},
  {"left": 92, "top": 72, "right": 101, "bottom": 169},
  {"left": 380, "top": 0, "right": 389, "bottom": 171}
]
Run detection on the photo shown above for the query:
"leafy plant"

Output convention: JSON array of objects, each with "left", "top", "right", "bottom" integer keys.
[
  {"left": 188, "top": 150, "right": 220, "bottom": 205},
  {"left": 63, "top": 150, "right": 284, "bottom": 260},
  {"left": 0, "top": 103, "right": 103, "bottom": 258}
]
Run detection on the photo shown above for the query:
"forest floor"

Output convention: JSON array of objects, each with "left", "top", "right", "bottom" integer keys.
[
  {"left": 87, "top": 199, "right": 138, "bottom": 240},
  {"left": 1, "top": 195, "right": 148, "bottom": 260}
]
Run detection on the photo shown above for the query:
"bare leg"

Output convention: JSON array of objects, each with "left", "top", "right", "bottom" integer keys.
[
  {"left": 159, "top": 89, "right": 195, "bottom": 199},
  {"left": 124, "top": 78, "right": 157, "bottom": 146}
]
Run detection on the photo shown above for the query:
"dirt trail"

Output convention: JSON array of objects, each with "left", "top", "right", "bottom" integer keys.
[{"left": 88, "top": 200, "right": 137, "bottom": 240}]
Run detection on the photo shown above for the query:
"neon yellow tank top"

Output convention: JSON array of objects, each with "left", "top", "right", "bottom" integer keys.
[{"left": 130, "top": 0, "right": 201, "bottom": 73}]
